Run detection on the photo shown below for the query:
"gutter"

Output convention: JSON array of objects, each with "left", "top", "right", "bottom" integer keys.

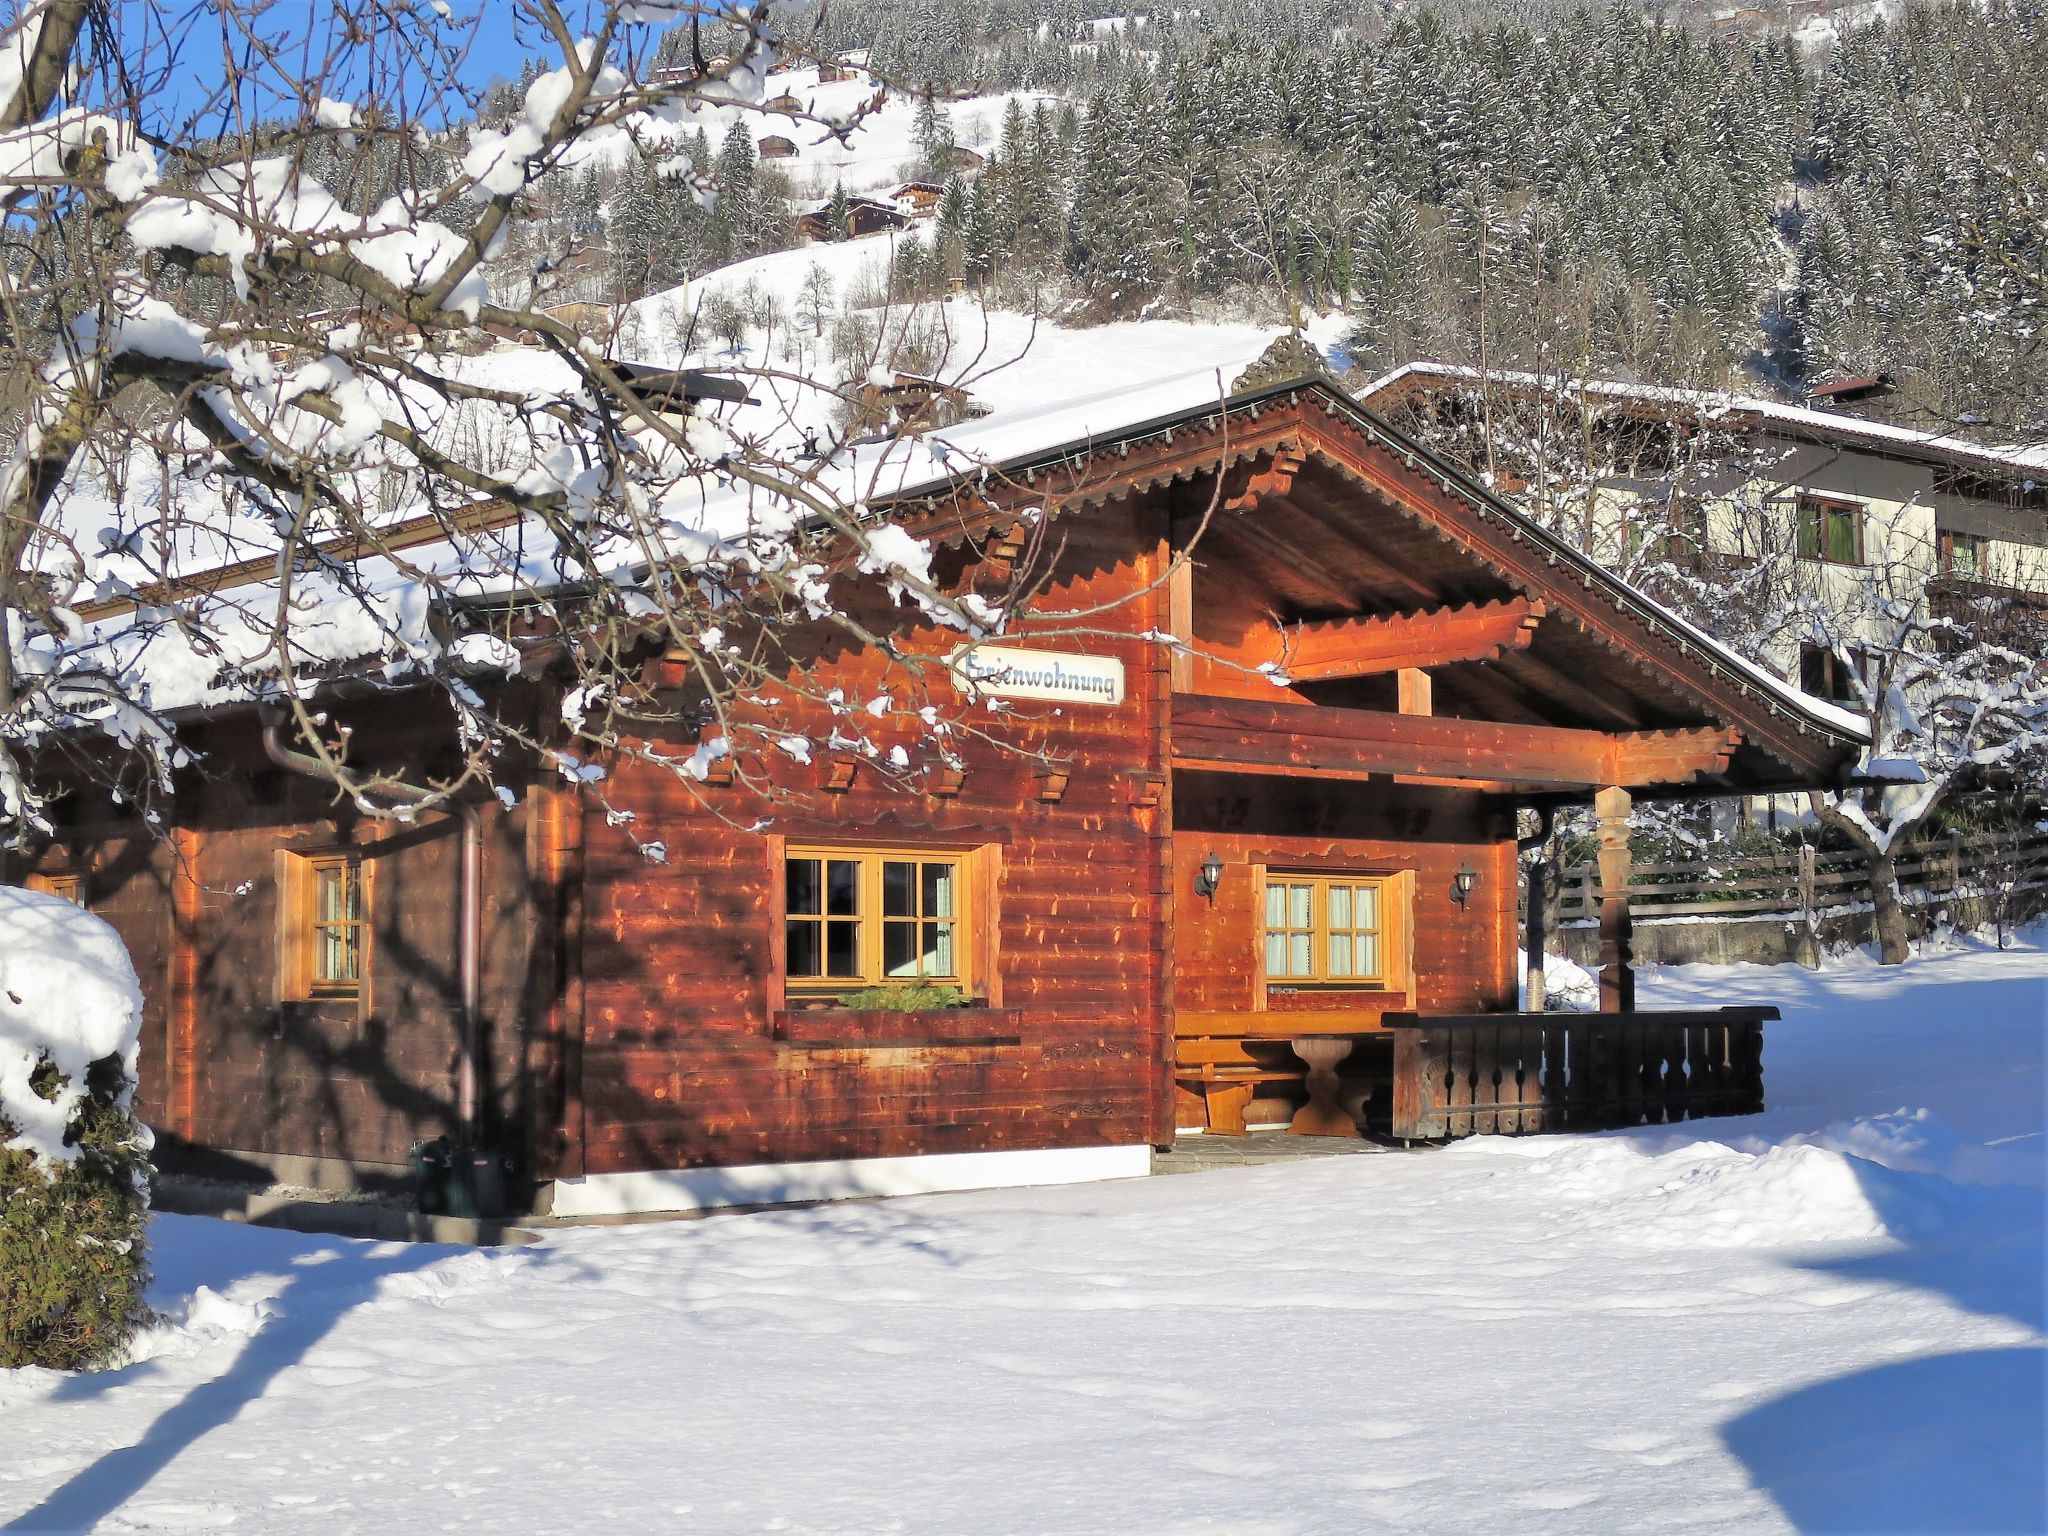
[{"left": 261, "top": 713, "right": 483, "bottom": 1138}]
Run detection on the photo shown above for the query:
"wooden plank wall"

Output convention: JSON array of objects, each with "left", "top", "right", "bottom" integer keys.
[
  {"left": 50, "top": 732, "right": 544, "bottom": 1176},
  {"left": 570, "top": 496, "right": 1175, "bottom": 1175},
  {"left": 1171, "top": 772, "right": 1518, "bottom": 1021}
]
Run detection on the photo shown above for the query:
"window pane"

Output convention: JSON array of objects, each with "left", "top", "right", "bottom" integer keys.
[
  {"left": 786, "top": 919, "right": 821, "bottom": 977},
  {"left": 1796, "top": 502, "right": 1821, "bottom": 558},
  {"left": 882, "top": 920, "right": 917, "bottom": 977},
  {"left": 1288, "top": 884, "right": 1312, "bottom": 927},
  {"left": 826, "top": 860, "right": 860, "bottom": 916},
  {"left": 316, "top": 865, "right": 343, "bottom": 921},
  {"left": 786, "top": 858, "right": 822, "bottom": 916},
  {"left": 1266, "top": 931, "right": 1288, "bottom": 976},
  {"left": 1328, "top": 884, "right": 1350, "bottom": 929},
  {"left": 825, "top": 919, "right": 859, "bottom": 976},
  {"left": 1290, "top": 932, "right": 1312, "bottom": 975},
  {"left": 1353, "top": 884, "right": 1378, "bottom": 930},
  {"left": 1265, "top": 883, "right": 1286, "bottom": 928},
  {"left": 882, "top": 861, "right": 915, "bottom": 917},
  {"left": 1827, "top": 510, "right": 1858, "bottom": 563},
  {"left": 923, "top": 862, "right": 954, "bottom": 919},
  {"left": 927, "top": 921, "right": 953, "bottom": 976},
  {"left": 1329, "top": 932, "right": 1353, "bottom": 976},
  {"left": 1356, "top": 933, "right": 1380, "bottom": 977}
]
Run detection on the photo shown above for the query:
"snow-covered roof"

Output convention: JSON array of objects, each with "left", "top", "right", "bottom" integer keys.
[
  {"left": 1358, "top": 361, "right": 2048, "bottom": 483},
  {"left": 55, "top": 319, "right": 1865, "bottom": 761}
]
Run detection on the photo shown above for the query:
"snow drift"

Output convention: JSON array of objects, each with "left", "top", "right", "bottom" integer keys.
[{"left": 0, "top": 885, "right": 146, "bottom": 1171}]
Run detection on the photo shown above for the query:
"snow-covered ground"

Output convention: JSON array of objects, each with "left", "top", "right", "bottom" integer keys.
[{"left": 2, "top": 936, "right": 2042, "bottom": 1534}]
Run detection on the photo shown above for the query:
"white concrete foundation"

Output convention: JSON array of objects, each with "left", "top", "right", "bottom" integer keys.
[{"left": 546, "top": 1142, "right": 1153, "bottom": 1219}]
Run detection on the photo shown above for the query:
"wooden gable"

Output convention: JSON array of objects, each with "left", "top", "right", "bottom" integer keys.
[{"left": 890, "top": 377, "right": 1865, "bottom": 801}]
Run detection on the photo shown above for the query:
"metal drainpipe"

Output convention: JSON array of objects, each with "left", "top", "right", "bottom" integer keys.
[{"left": 261, "top": 717, "right": 483, "bottom": 1139}]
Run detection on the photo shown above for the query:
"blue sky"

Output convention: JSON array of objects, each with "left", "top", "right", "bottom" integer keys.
[{"left": 117, "top": 0, "right": 689, "bottom": 134}]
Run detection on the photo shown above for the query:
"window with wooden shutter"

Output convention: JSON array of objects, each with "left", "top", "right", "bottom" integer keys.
[
  {"left": 25, "top": 870, "right": 83, "bottom": 904},
  {"left": 279, "top": 849, "right": 368, "bottom": 1001}
]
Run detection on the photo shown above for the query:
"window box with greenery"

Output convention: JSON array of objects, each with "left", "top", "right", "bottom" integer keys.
[{"left": 774, "top": 843, "right": 1010, "bottom": 1045}]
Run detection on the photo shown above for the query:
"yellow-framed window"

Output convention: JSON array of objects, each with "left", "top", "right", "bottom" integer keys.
[
  {"left": 307, "top": 854, "right": 364, "bottom": 994},
  {"left": 1262, "top": 872, "right": 1389, "bottom": 987},
  {"left": 26, "top": 870, "right": 83, "bottom": 904},
  {"left": 785, "top": 846, "right": 964, "bottom": 992}
]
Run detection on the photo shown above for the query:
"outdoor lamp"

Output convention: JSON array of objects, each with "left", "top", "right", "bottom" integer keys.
[
  {"left": 1195, "top": 851, "right": 1225, "bottom": 901},
  {"left": 1450, "top": 862, "right": 1479, "bottom": 909}
]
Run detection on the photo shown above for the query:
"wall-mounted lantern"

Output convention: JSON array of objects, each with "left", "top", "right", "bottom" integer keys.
[
  {"left": 1450, "top": 862, "right": 1479, "bottom": 910},
  {"left": 1195, "top": 851, "right": 1225, "bottom": 902}
]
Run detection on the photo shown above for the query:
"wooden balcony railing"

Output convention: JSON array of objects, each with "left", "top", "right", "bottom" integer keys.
[{"left": 1383, "top": 1008, "right": 1773, "bottom": 1142}]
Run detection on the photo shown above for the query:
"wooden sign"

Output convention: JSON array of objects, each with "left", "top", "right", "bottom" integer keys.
[{"left": 950, "top": 645, "right": 1126, "bottom": 706}]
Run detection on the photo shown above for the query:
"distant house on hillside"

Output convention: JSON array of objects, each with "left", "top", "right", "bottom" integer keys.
[
  {"left": 1355, "top": 361, "right": 2048, "bottom": 706},
  {"left": 758, "top": 135, "right": 797, "bottom": 159},
  {"left": 764, "top": 91, "right": 803, "bottom": 115},
  {"left": 817, "top": 59, "right": 856, "bottom": 82},
  {"left": 856, "top": 371, "right": 986, "bottom": 435},
  {"left": 795, "top": 196, "right": 909, "bottom": 241},
  {"left": 948, "top": 145, "right": 986, "bottom": 171},
  {"left": 891, "top": 181, "right": 946, "bottom": 216}
]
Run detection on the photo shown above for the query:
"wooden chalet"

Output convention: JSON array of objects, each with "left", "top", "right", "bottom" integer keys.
[
  {"left": 795, "top": 195, "right": 908, "bottom": 242},
  {"left": 15, "top": 374, "right": 1866, "bottom": 1218}
]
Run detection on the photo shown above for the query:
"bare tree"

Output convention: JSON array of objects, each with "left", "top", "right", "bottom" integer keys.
[{"left": 0, "top": 0, "right": 1122, "bottom": 848}]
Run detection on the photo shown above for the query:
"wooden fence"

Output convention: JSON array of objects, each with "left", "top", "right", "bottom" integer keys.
[
  {"left": 1385, "top": 1008, "right": 1773, "bottom": 1141},
  {"left": 1556, "top": 830, "right": 2048, "bottom": 924}
]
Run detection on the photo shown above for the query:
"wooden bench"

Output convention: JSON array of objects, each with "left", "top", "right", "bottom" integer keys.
[{"left": 1174, "top": 1022, "right": 1393, "bottom": 1136}]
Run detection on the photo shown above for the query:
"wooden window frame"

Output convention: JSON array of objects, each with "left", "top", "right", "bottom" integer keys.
[
  {"left": 25, "top": 869, "right": 84, "bottom": 904},
  {"left": 277, "top": 848, "right": 371, "bottom": 1004},
  {"left": 1794, "top": 493, "right": 1866, "bottom": 566},
  {"left": 779, "top": 842, "right": 994, "bottom": 1002},
  {"left": 1797, "top": 643, "right": 1862, "bottom": 706},
  {"left": 1939, "top": 529, "right": 1990, "bottom": 580},
  {"left": 1254, "top": 866, "right": 1416, "bottom": 999}
]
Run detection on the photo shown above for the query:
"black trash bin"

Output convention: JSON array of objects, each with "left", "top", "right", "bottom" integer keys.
[
  {"left": 413, "top": 1137, "right": 511, "bottom": 1219},
  {"left": 413, "top": 1136, "right": 455, "bottom": 1215}
]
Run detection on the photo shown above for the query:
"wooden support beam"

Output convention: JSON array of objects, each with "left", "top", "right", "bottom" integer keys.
[
  {"left": 1279, "top": 598, "right": 1545, "bottom": 682},
  {"left": 1595, "top": 785, "right": 1635, "bottom": 1012},
  {"left": 1170, "top": 694, "right": 1742, "bottom": 790}
]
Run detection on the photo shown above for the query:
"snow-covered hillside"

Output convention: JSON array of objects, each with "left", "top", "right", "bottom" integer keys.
[{"left": 2, "top": 936, "right": 2041, "bottom": 1532}]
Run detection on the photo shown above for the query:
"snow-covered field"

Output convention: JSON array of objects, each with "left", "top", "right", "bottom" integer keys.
[{"left": 2, "top": 937, "right": 2042, "bottom": 1534}]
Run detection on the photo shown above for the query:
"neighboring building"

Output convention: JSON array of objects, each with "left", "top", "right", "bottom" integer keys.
[
  {"left": 891, "top": 180, "right": 946, "bottom": 216},
  {"left": 757, "top": 134, "right": 797, "bottom": 159},
  {"left": 10, "top": 374, "right": 1864, "bottom": 1217},
  {"left": 794, "top": 195, "right": 909, "bottom": 241},
  {"left": 1357, "top": 363, "right": 2048, "bottom": 705}
]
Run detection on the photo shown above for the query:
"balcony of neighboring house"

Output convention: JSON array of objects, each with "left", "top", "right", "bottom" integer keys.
[{"left": 1926, "top": 529, "right": 2048, "bottom": 646}]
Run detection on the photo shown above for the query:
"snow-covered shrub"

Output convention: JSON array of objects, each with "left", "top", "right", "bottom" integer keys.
[{"left": 1, "top": 887, "right": 153, "bottom": 1371}]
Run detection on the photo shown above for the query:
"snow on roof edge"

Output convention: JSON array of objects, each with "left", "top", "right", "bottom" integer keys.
[{"left": 1358, "top": 360, "right": 2048, "bottom": 479}]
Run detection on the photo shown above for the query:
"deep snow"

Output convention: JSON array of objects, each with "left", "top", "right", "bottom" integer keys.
[{"left": 0, "top": 936, "right": 2042, "bottom": 1534}]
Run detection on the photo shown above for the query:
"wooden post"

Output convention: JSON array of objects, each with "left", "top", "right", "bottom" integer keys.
[
  {"left": 1167, "top": 513, "right": 1196, "bottom": 695},
  {"left": 1524, "top": 857, "right": 1547, "bottom": 1012},
  {"left": 168, "top": 825, "right": 203, "bottom": 1142},
  {"left": 1595, "top": 786, "right": 1634, "bottom": 1013},
  {"left": 1396, "top": 667, "right": 1432, "bottom": 716}
]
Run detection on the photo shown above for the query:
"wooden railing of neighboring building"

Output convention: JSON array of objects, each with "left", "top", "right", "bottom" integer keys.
[{"left": 1555, "top": 830, "right": 2048, "bottom": 924}]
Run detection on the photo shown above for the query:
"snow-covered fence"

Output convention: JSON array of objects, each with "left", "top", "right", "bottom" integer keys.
[{"left": 1558, "top": 830, "right": 2048, "bottom": 925}]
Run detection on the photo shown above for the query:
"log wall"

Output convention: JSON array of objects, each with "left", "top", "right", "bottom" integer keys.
[{"left": 564, "top": 497, "right": 1176, "bottom": 1176}]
